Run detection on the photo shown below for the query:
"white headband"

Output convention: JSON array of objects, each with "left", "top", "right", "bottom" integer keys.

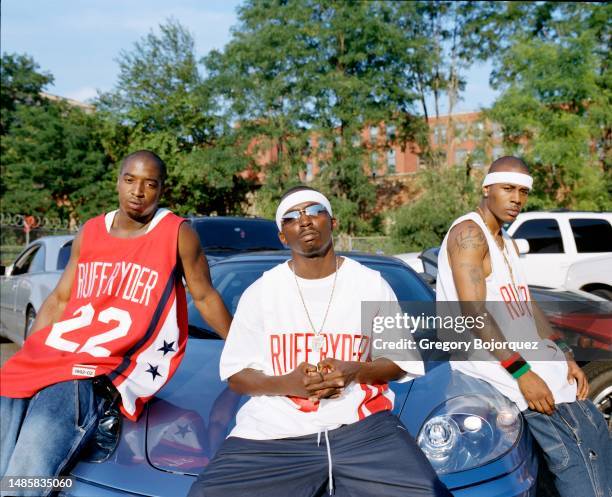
[
  {"left": 483, "top": 172, "right": 533, "bottom": 190},
  {"left": 275, "top": 190, "right": 333, "bottom": 230}
]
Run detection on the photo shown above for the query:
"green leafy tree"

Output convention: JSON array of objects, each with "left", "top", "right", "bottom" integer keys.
[
  {"left": 205, "top": 0, "right": 430, "bottom": 233},
  {"left": 390, "top": 168, "right": 480, "bottom": 252},
  {"left": 2, "top": 99, "right": 115, "bottom": 222},
  {"left": 1, "top": 53, "right": 115, "bottom": 222},
  {"left": 97, "top": 19, "right": 246, "bottom": 215},
  {"left": 0, "top": 53, "right": 53, "bottom": 136},
  {"left": 485, "top": 3, "right": 611, "bottom": 209}
]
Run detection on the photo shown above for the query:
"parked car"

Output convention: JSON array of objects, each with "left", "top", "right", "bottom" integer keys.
[
  {"left": 415, "top": 246, "right": 611, "bottom": 427},
  {"left": 507, "top": 211, "right": 612, "bottom": 294},
  {"left": 65, "top": 253, "right": 538, "bottom": 497},
  {"left": 563, "top": 254, "right": 612, "bottom": 300},
  {"left": 0, "top": 235, "right": 74, "bottom": 344},
  {"left": 393, "top": 251, "right": 424, "bottom": 273},
  {"left": 188, "top": 216, "right": 285, "bottom": 262},
  {"left": 0, "top": 217, "right": 283, "bottom": 344}
]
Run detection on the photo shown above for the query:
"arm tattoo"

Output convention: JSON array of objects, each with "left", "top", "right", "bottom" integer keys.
[
  {"left": 458, "top": 262, "right": 484, "bottom": 295},
  {"left": 454, "top": 225, "right": 486, "bottom": 251}
]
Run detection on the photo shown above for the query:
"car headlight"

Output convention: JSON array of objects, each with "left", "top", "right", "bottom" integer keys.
[{"left": 417, "top": 394, "right": 521, "bottom": 475}]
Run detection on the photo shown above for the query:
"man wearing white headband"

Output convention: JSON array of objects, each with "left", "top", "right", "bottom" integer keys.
[
  {"left": 189, "top": 186, "right": 451, "bottom": 497},
  {"left": 436, "top": 156, "right": 610, "bottom": 497}
]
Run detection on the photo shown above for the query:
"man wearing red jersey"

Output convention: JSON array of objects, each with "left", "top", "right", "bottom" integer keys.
[{"left": 0, "top": 150, "right": 231, "bottom": 496}]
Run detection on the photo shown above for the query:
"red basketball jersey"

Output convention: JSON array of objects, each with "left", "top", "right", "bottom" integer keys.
[{"left": 0, "top": 209, "right": 188, "bottom": 421}]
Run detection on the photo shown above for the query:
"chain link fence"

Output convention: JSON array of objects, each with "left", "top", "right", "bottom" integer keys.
[
  {"left": 334, "top": 234, "right": 397, "bottom": 255},
  {"left": 0, "top": 214, "right": 77, "bottom": 266}
]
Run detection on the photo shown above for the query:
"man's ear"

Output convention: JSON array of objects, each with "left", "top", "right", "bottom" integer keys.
[
  {"left": 482, "top": 186, "right": 489, "bottom": 198},
  {"left": 278, "top": 231, "right": 287, "bottom": 245},
  {"left": 331, "top": 217, "right": 338, "bottom": 231}
]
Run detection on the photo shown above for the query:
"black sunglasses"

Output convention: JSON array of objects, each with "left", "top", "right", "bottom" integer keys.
[{"left": 281, "top": 204, "right": 329, "bottom": 224}]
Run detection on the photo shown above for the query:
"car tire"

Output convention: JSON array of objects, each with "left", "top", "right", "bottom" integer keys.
[
  {"left": 25, "top": 306, "right": 36, "bottom": 340},
  {"left": 588, "top": 288, "right": 612, "bottom": 300},
  {"left": 582, "top": 361, "right": 612, "bottom": 430}
]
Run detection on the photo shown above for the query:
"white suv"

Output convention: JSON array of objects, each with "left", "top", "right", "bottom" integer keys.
[{"left": 507, "top": 211, "right": 612, "bottom": 298}]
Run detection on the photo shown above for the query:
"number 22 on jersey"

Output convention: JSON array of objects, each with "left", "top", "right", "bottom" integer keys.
[{"left": 45, "top": 304, "right": 132, "bottom": 357}]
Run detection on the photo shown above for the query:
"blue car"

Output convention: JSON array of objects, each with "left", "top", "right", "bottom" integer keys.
[{"left": 65, "top": 253, "right": 537, "bottom": 497}]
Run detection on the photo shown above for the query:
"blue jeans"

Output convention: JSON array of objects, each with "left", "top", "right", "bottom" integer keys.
[
  {"left": 523, "top": 400, "right": 612, "bottom": 497},
  {"left": 0, "top": 379, "right": 105, "bottom": 497}
]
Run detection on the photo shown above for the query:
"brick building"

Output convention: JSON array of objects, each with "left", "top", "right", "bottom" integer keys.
[{"left": 366, "top": 111, "right": 505, "bottom": 178}]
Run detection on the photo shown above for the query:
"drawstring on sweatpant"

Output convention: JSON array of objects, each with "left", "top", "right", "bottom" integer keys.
[{"left": 317, "top": 428, "right": 334, "bottom": 495}]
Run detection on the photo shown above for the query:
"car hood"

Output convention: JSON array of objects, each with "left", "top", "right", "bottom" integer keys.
[
  {"left": 71, "top": 340, "right": 533, "bottom": 495},
  {"left": 71, "top": 339, "right": 415, "bottom": 493},
  {"left": 144, "top": 339, "right": 416, "bottom": 475}
]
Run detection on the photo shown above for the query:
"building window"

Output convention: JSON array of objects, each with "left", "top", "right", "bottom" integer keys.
[
  {"left": 454, "top": 148, "right": 468, "bottom": 166},
  {"left": 306, "top": 162, "right": 314, "bottom": 182},
  {"left": 471, "top": 147, "right": 487, "bottom": 168},
  {"left": 386, "top": 125, "right": 396, "bottom": 141},
  {"left": 454, "top": 122, "right": 467, "bottom": 140},
  {"left": 433, "top": 125, "right": 447, "bottom": 145},
  {"left": 491, "top": 123, "right": 503, "bottom": 140},
  {"left": 492, "top": 146, "right": 504, "bottom": 160},
  {"left": 370, "top": 152, "right": 378, "bottom": 176},
  {"left": 369, "top": 126, "right": 379, "bottom": 145},
  {"left": 387, "top": 149, "right": 396, "bottom": 174}
]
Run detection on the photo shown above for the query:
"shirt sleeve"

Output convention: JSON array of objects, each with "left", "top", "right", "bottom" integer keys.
[
  {"left": 219, "top": 279, "right": 266, "bottom": 381},
  {"left": 370, "top": 277, "right": 425, "bottom": 383}
]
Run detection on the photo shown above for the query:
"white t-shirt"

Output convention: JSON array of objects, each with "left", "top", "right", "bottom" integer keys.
[
  {"left": 220, "top": 257, "right": 424, "bottom": 440},
  {"left": 437, "top": 212, "right": 576, "bottom": 411}
]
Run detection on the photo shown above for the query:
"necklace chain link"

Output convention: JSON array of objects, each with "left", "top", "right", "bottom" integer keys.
[
  {"left": 476, "top": 208, "right": 518, "bottom": 287},
  {"left": 291, "top": 257, "right": 340, "bottom": 340}
]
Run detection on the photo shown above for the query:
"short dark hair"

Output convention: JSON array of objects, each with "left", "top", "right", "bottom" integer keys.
[
  {"left": 120, "top": 150, "right": 167, "bottom": 184},
  {"left": 280, "top": 185, "right": 319, "bottom": 201},
  {"left": 489, "top": 156, "right": 529, "bottom": 174}
]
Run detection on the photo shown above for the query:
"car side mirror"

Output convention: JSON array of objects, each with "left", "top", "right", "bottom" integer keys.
[
  {"left": 515, "top": 238, "right": 530, "bottom": 255},
  {"left": 2, "top": 264, "right": 13, "bottom": 276},
  {"left": 0, "top": 266, "right": 4, "bottom": 276}
]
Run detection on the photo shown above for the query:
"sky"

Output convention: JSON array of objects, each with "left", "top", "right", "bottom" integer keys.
[{"left": 2, "top": 0, "right": 497, "bottom": 114}]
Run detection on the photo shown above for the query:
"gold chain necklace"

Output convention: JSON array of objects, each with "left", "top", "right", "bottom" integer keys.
[
  {"left": 291, "top": 256, "right": 340, "bottom": 352},
  {"left": 476, "top": 208, "right": 518, "bottom": 288}
]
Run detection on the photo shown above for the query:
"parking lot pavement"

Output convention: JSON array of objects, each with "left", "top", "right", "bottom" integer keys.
[{"left": 1, "top": 338, "right": 19, "bottom": 367}]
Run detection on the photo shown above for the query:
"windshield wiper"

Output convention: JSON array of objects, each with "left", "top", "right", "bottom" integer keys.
[
  {"left": 202, "top": 246, "right": 238, "bottom": 252},
  {"left": 241, "top": 246, "right": 285, "bottom": 251},
  {"left": 188, "top": 325, "right": 221, "bottom": 340}
]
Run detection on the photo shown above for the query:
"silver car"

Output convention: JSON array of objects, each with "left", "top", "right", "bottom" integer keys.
[{"left": 0, "top": 235, "right": 74, "bottom": 344}]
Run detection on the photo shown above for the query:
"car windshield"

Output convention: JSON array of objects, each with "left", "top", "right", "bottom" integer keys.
[
  {"left": 188, "top": 258, "right": 433, "bottom": 337},
  {"left": 190, "top": 219, "right": 285, "bottom": 252}
]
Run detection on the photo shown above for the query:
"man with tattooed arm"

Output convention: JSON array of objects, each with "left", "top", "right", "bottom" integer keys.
[{"left": 436, "top": 156, "right": 610, "bottom": 497}]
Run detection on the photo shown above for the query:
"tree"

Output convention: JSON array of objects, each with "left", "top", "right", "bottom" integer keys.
[
  {"left": 390, "top": 168, "right": 480, "bottom": 252},
  {"left": 97, "top": 19, "right": 247, "bottom": 215},
  {"left": 485, "top": 3, "right": 611, "bottom": 210},
  {"left": 0, "top": 53, "right": 53, "bottom": 136},
  {"left": 204, "top": 0, "right": 429, "bottom": 233},
  {"left": 1, "top": 53, "right": 115, "bottom": 222},
  {"left": 2, "top": 99, "right": 115, "bottom": 222}
]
